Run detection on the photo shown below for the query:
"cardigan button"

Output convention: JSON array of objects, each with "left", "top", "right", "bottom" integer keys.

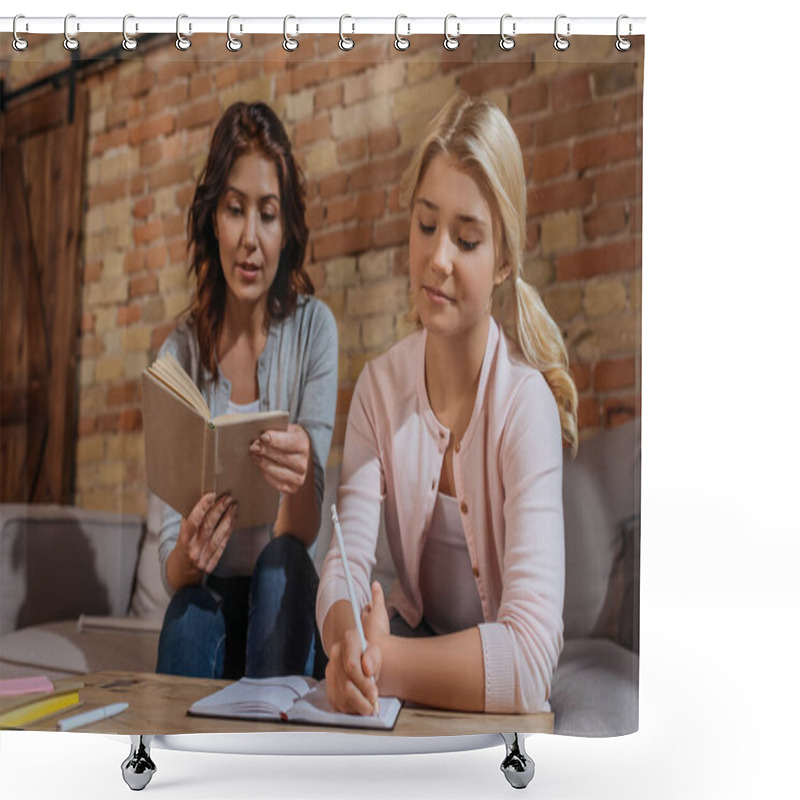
[
  {"left": 460, "top": 501, "right": 468, "bottom": 514},
  {"left": 472, "top": 565, "right": 480, "bottom": 578},
  {"left": 455, "top": 442, "right": 461, "bottom": 453}
]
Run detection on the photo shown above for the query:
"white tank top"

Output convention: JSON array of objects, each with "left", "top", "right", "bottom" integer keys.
[
  {"left": 226, "top": 398, "right": 260, "bottom": 414},
  {"left": 418, "top": 492, "right": 484, "bottom": 635}
]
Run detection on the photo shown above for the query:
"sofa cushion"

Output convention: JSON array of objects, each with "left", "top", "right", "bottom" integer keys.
[
  {"left": 0, "top": 619, "right": 159, "bottom": 679},
  {"left": 0, "top": 504, "right": 143, "bottom": 638},
  {"left": 561, "top": 419, "right": 641, "bottom": 641},
  {"left": 592, "top": 513, "right": 640, "bottom": 652},
  {"left": 549, "top": 637, "right": 639, "bottom": 736}
]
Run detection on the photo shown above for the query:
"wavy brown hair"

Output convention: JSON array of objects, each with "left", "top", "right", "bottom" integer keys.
[{"left": 185, "top": 101, "right": 313, "bottom": 379}]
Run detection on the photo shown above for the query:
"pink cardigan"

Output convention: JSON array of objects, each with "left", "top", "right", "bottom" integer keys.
[{"left": 316, "top": 319, "right": 565, "bottom": 713}]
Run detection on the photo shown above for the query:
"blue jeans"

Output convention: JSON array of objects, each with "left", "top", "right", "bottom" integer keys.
[{"left": 156, "top": 534, "right": 325, "bottom": 680}]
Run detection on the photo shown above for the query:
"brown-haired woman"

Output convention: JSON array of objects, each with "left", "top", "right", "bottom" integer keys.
[{"left": 151, "top": 102, "right": 338, "bottom": 680}]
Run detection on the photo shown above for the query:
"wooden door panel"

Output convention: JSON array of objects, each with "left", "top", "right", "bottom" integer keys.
[
  {"left": 1, "top": 85, "right": 86, "bottom": 503},
  {"left": 0, "top": 144, "right": 50, "bottom": 501}
]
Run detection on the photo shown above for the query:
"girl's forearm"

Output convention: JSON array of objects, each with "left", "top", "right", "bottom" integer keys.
[
  {"left": 321, "top": 600, "right": 357, "bottom": 655},
  {"left": 379, "top": 627, "right": 485, "bottom": 712}
]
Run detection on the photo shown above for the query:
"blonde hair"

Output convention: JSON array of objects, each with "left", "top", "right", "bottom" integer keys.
[{"left": 400, "top": 92, "right": 578, "bottom": 455}]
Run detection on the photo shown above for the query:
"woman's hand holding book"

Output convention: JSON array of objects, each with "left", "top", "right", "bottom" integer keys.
[
  {"left": 166, "top": 492, "right": 239, "bottom": 589},
  {"left": 248, "top": 423, "right": 311, "bottom": 495}
]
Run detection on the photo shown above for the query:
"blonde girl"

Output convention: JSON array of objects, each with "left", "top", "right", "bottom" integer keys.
[{"left": 317, "top": 92, "right": 577, "bottom": 714}]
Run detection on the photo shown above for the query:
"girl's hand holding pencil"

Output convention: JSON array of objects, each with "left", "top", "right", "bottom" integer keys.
[
  {"left": 325, "top": 581, "right": 390, "bottom": 715},
  {"left": 325, "top": 623, "right": 381, "bottom": 715},
  {"left": 325, "top": 506, "right": 388, "bottom": 716}
]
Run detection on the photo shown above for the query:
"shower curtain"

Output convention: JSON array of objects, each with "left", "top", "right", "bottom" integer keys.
[{"left": 1, "top": 20, "right": 643, "bottom": 741}]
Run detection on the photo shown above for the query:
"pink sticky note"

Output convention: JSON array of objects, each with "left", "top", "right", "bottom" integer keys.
[{"left": 0, "top": 676, "right": 55, "bottom": 697}]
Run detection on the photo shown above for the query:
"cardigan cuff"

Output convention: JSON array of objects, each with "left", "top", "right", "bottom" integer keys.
[{"left": 478, "top": 622, "right": 516, "bottom": 713}]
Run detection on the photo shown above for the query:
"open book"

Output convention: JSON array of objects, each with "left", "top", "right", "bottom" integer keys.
[
  {"left": 188, "top": 676, "right": 401, "bottom": 731},
  {"left": 142, "top": 352, "right": 289, "bottom": 529}
]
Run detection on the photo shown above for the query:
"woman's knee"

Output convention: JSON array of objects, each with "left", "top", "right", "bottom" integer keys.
[
  {"left": 254, "top": 533, "right": 316, "bottom": 583},
  {"left": 161, "top": 585, "right": 222, "bottom": 639},
  {"left": 158, "top": 585, "right": 225, "bottom": 676},
  {"left": 246, "top": 536, "right": 321, "bottom": 679},
  {"left": 168, "top": 583, "right": 216, "bottom": 612}
]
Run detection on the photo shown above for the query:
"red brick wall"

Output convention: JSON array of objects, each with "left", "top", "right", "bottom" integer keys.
[{"left": 3, "top": 32, "right": 643, "bottom": 514}]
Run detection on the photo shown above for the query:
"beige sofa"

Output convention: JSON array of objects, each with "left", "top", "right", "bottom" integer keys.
[{"left": 0, "top": 420, "right": 639, "bottom": 737}]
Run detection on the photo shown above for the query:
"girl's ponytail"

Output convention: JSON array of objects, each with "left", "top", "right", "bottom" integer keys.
[{"left": 512, "top": 276, "right": 578, "bottom": 456}]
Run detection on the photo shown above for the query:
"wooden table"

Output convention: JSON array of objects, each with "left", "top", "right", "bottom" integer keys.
[{"left": 9, "top": 670, "right": 553, "bottom": 736}]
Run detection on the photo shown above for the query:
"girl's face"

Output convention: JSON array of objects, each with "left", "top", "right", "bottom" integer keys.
[
  {"left": 409, "top": 154, "right": 509, "bottom": 340},
  {"left": 213, "top": 151, "right": 284, "bottom": 311}
]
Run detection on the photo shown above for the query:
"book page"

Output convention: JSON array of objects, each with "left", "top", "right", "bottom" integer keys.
[
  {"left": 188, "top": 676, "right": 317, "bottom": 721},
  {"left": 212, "top": 410, "right": 290, "bottom": 427},
  {"left": 142, "top": 369, "right": 207, "bottom": 517},
  {"left": 286, "top": 682, "right": 401, "bottom": 730},
  {"left": 148, "top": 351, "right": 210, "bottom": 419}
]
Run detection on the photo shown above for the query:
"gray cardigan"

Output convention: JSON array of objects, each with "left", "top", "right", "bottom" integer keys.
[{"left": 149, "top": 295, "right": 338, "bottom": 592}]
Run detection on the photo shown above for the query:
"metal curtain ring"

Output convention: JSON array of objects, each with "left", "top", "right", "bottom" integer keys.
[
  {"left": 499, "top": 14, "right": 515, "bottom": 51},
  {"left": 443, "top": 14, "right": 460, "bottom": 51},
  {"left": 12, "top": 14, "right": 29, "bottom": 51},
  {"left": 63, "top": 13, "right": 79, "bottom": 51},
  {"left": 339, "top": 15, "right": 354, "bottom": 51},
  {"left": 394, "top": 15, "right": 410, "bottom": 51},
  {"left": 283, "top": 16, "right": 298, "bottom": 51},
  {"left": 227, "top": 15, "right": 243, "bottom": 51},
  {"left": 122, "top": 14, "right": 138, "bottom": 51},
  {"left": 176, "top": 14, "right": 191, "bottom": 51},
  {"left": 554, "top": 14, "right": 570, "bottom": 51},
  {"left": 616, "top": 14, "right": 632, "bottom": 51}
]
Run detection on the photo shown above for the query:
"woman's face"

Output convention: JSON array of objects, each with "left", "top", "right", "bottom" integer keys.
[
  {"left": 213, "top": 150, "right": 284, "bottom": 311},
  {"left": 409, "top": 154, "right": 509, "bottom": 340}
]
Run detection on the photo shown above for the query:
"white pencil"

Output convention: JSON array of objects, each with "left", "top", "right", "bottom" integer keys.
[
  {"left": 331, "top": 504, "right": 379, "bottom": 714},
  {"left": 331, "top": 504, "right": 368, "bottom": 652},
  {"left": 58, "top": 701, "right": 129, "bottom": 732}
]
